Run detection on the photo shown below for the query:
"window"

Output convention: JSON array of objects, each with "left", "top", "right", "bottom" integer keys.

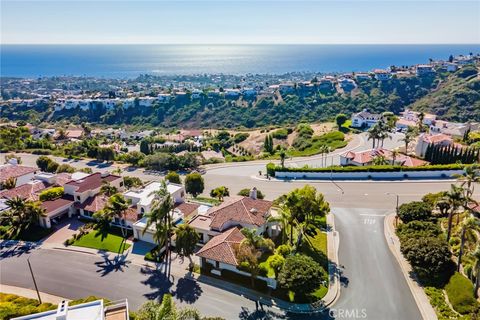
[
  {"left": 215, "top": 261, "right": 220, "bottom": 269},
  {"left": 76, "top": 196, "right": 80, "bottom": 201},
  {"left": 120, "top": 182, "right": 124, "bottom": 187}
]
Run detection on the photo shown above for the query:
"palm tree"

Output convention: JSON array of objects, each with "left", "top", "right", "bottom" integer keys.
[
  {"left": 268, "top": 207, "right": 293, "bottom": 244},
  {"left": 367, "top": 125, "right": 380, "bottom": 149},
  {"left": 144, "top": 181, "right": 174, "bottom": 261},
  {"left": 279, "top": 149, "right": 286, "bottom": 168},
  {"left": 104, "top": 194, "right": 130, "bottom": 246},
  {"left": 418, "top": 112, "right": 425, "bottom": 132},
  {"left": 472, "top": 246, "right": 480, "bottom": 298},
  {"left": 454, "top": 164, "right": 480, "bottom": 199},
  {"left": 401, "top": 126, "right": 418, "bottom": 155},
  {"left": 457, "top": 218, "right": 478, "bottom": 272},
  {"left": 444, "top": 184, "right": 465, "bottom": 242},
  {"left": 240, "top": 228, "right": 263, "bottom": 249},
  {"left": 175, "top": 224, "right": 200, "bottom": 269},
  {"left": 372, "top": 155, "right": 389, "bottom": 166},
  {"left": 2, "top": 197, "right": 46, "bottom": 239},
  {"left": 391, "top": 148, "right": 400, "bottom": 165},
  {"left": 136, "top": 294, "right": 202, "bottom": 320},
  {"left": 100, "top": 182, "right": 118, "bottom": 197}
]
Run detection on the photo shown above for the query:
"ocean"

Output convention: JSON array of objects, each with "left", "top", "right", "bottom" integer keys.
[{"left": 1, "top": 44, "right": 479, "bottom": 78}]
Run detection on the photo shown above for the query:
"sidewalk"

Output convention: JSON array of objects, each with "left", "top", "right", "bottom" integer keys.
[
  {"left": 384, "top": 213, "right": 437, "bottom": 320},
  {"left": 0, "top": 284, "right": 66, "bottom": 304}
]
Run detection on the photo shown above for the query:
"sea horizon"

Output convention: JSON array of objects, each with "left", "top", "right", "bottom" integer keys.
[{"left": 1, "top": 43, "right": 479, "bottom": 78}]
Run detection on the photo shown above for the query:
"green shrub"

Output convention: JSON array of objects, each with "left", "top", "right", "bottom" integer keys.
[
  {"left": 56, "top": 164, "right": 75, "bottom": 173},
  {"left": 275, "top": 244, "right": 292, "bottom": 257},
  {"left": 39, "top": 187, "right": 64, "bottom": 201},
  {"left": 445, "top": 272, "right": 480, "bottom": 314},
  {"left": 271, "top": 128, "right": 289, "bottom": 140},
  {"left": 233, "top": 132, "right": 249, "bottom": 143},
  {"left": 425, "top": 287, "right": 459, "bottom": 320},
  {"left": 258, "top": 262, "right": 269, "bottom": 277},
  {"left": 266, "top": 163, "right": 276, "bottom": 177},
  {"left": 400, "top": 237, "right": 454, "bottom": 286},
  {"left": 0, "top": 293, "right": 55, "bottom": 319},
  {"left": 396, "top": 221, "right": 441, "bottom": 241},
  {"left": 398, "top": 201, "right": 434, "bottom": 223}
]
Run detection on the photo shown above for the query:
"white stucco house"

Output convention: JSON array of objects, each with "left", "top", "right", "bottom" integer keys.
[
  {"left": 350, "top": 109, "right": 382, "bottom": 128},
  {"left": 130, "top": 182, "right": 186, "bottom": 243}
]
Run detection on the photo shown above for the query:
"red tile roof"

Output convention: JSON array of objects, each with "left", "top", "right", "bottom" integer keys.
[
  {"left": 175, "top": 202, "right": 200, "bottom": 219},
  {"left": 341, "top": 148, "right": 428, "bottom": 167},
  {"left": 421, "top": 133, "right": 453, "bottom": 145},
  {"left": 207, "top": 196, "right": 272, "bottom": 231},
  {"left": 0, "top": 165, "right": 36, "bottom": 183},
  {"left": 196, "top": 227, "right": 245, "bottom": 266},
  {"left": 74, "top": 194, "right": 109, "bottom": 212},
  {"left": 0, "top": 181, "right": 49, "bottom": 201},
  {"left": 41, "top": 196, "right": 74, "bottom": 214},
  {"left": 66, "top": 172, "right": 121, "bottom": 193}
]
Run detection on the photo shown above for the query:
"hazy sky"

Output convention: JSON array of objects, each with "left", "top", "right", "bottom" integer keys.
[{"left": 1, "top": 0, "right": 479, "bottom": 44}]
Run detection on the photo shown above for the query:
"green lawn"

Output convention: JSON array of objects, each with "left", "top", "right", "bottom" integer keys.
[
  {"left": 299, "top": 228, "right": 329, "bottom": 300},
  {"left": 73, "top": 231, "right": 130, "bottom": 253},
  {"left": 191, "top": 196, "right": 221, "bottom": 206}
]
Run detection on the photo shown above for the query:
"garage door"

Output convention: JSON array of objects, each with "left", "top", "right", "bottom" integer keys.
[{"left": 135, "top": 229, "right": 155, "bottom": 244}]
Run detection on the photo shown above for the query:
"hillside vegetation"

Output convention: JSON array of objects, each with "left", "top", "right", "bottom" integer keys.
[
  {"left": 2, "top": 66, "right": 479, "bottom": 128},
  {"left": 410, "top": 65, "right": 480, "bottom": 122}
]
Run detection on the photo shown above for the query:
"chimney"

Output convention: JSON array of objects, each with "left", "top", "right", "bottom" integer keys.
[
  {"left": 249, "top": 187, "right": 257, "bottom": 200},
  {"left": 56, "top": 300, "right": 69, "bottom": 320}
]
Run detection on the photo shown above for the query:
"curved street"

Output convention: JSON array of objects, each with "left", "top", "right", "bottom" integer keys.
[{"left": 1, "top": 133, "right": 472, "bottom": 319}]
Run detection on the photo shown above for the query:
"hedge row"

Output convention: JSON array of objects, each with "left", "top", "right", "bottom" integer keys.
[{"left": 268, "top": 163, "right": 465, "bottom": 175}]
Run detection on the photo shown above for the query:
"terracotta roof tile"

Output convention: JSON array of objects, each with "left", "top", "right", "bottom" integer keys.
[
  {"left": 0, "top": 181, "right": 49, "bottom": 201},
  {"left": 41, "top": 195, "right": 74, "bottom": 214},
  {"left": 66, "top": 172, "right": 121, "bottom": 193},
  {"left": 196, "top": 227, "right": 245, "bottom": 266},
  {"left": 0, "top": 165, "right": 37, "bottom": 183},
  {"left": 175, "top": 202, "right": 200, "bottom": 219},
  {"left": 74, "top": 194, "right": 109, "bottom": 212},
  {"left": 207, "top": 196, "right": 272, "bottom": 231}
]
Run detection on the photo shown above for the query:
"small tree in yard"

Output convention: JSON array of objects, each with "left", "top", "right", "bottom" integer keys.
[
  {"left": 277, "top": 254, "right": 326, "bottom": 300},
  {"left": 210, "top": 186, "right": 230, "bottom": 201},
  {"left": 165, "top": 171, "right": 181, "bottom": 184},
  {"left": 397, "top": 201, "right": 433, "bottom": 223},
  {"left": 185, "top": 172, "right": 204, "bottom": 198},
  {"left": 335, "top": 113, "right": 347, "bottom": 128},
  {"left": 236, "top": 244, "right": 260, "bottom": 288},
  {"left": 174, "top": 224, "right": 200, "bottom": 269}
]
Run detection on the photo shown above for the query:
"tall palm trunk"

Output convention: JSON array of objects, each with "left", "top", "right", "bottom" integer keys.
[
  {"left": 457, "top": 226, "right": 466, "bottom": 272},
  {"left": 475, "top": 268, "right": 480, "bottom": 298},
  {"left": 447, "top": 210, "right": 454, "bottom": 242}
]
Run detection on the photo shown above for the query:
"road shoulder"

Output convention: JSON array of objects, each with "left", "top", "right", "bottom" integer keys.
[{"left": 384, "top": 213, "right": 437, "bottom": 320}]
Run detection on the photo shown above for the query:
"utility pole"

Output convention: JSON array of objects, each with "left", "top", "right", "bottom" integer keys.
[{"left": 27, "top": 257, "right": 42, "bottom": 304}]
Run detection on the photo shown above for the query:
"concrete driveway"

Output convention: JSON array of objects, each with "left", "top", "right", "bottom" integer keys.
[{"left": 42, "top": 217, "right": 85, "bottom": 244}]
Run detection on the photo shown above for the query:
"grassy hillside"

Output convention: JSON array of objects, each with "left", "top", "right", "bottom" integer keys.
[{"left": 410, "top": 65, "right": 480, "bottom": 122}]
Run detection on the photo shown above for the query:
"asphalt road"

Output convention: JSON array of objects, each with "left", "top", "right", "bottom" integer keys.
[
  {"left": 331, "top": 208, "right": 421, "bottom": 320},
  {"left": 0, "top": 207, "right": 423, "bottom": 320}
]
